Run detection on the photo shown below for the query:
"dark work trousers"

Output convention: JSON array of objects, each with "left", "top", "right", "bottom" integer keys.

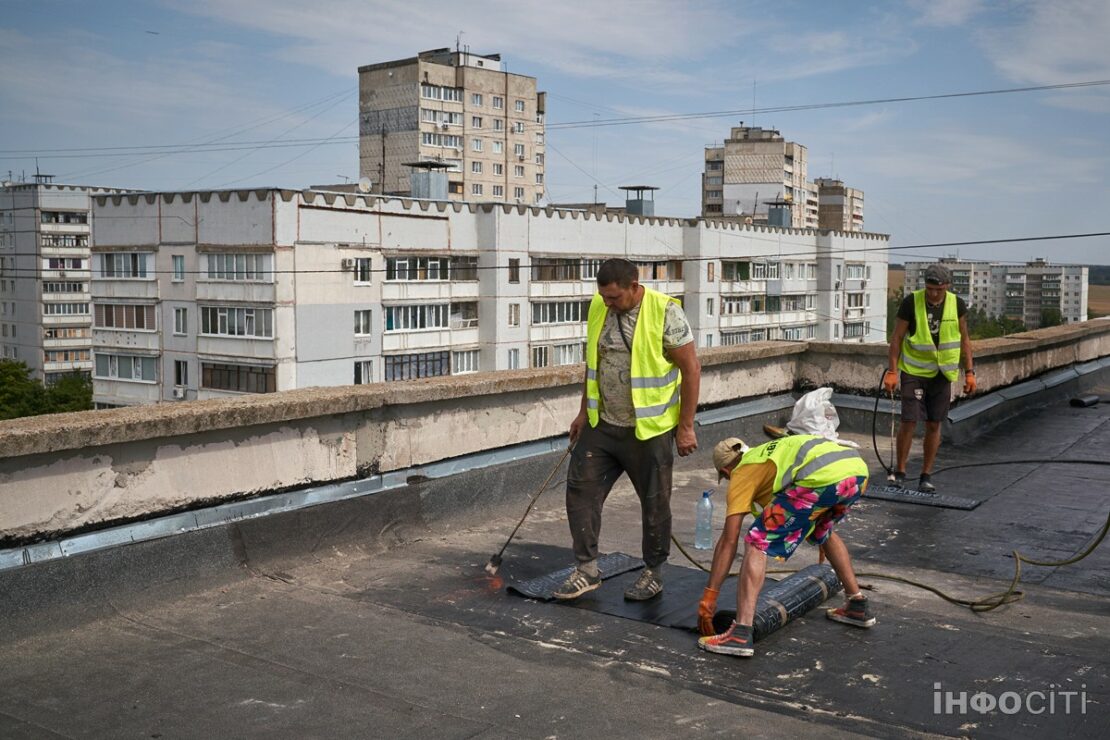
[{"left": 565, "top": 420, "right": 675, "bottom": 569}]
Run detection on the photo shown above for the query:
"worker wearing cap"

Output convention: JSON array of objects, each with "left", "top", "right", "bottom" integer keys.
[
  {"left": 885, "top": 263, "right": 975, "bottom": 492},
  {"left": 697, "top": 435, "right": 874, "bottom": 657}
]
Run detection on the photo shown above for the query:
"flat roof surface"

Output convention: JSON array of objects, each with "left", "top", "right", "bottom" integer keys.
[{"left": 1, "top": 385, "right": 1107, "bottom": 738}]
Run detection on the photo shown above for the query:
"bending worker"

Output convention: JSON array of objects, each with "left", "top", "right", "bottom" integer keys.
[
  {"left": 555, "top": 258, "right": 701, "bottom": 602},
  {"left": 885, "top": 263, "right": 975, "bottom": 492},
  {"left": 698, "top": 435, "right": 873, "bottom": 658}
]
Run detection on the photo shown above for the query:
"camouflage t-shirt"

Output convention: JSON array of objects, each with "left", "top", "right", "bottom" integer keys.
[{"left": 598, "top": 300, "right": 693, "bottom": 427}]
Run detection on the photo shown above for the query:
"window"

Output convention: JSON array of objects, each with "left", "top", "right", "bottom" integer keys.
[
  {"left": 722, "top": 261, "right": 750, "bottom": 281},
  {"left": 385, "top": 255, "right": 476, "bottom": 281},
  {"left": 44, "top": 349, "right": 90, "bottom": 363},
  {"left": 174, "top": 307, "right": 187, "bottom": 335},
  {"left": 492, "top": 185, "right": 504, "bottom": 198},
  {"left": 450, "top": 301, "right": 478, "bottom": 328},
  {"left": 100, "top": 253, "right": 149, "bottom": 279},
  {"left": 384, "top": 304, "right": 449, "bottom": 331},
  {"left": 752, "top": 262, "right": 780, "bottom": 280},
  {"left": 472, "top": 161, "right": 483, "bottom": 174},
  {"left": 492, "top": 95, "right": 504, "bottom": 109},
  {"left": 705, "top": 175, "right": 723, "bottom": 185},
  {"left": 354, "top": 257, "right": 372, "bottom": 283},
  {"left": 834, "top": 294, "right": 840, "bottom": 309},
  {"left": 706, "top": 298, "right": 714, "bottom": 316},
  {"left": 206, "top": 253, "right": 272, "bottom": 282},
  {"left": 94, "top": 353, "right": 158, "bottom": 382},
  {"left": 514, "top": 187, "right": 524, "bottom": 199},
  {"left": 201, "top": 362, "right": 276, "bottom": 393},
  {"left": 706, "top": 161, "right": 723, "bottom": 171},
  {"left": 174, "top": 360, "right": 188, "bottom": 387},
  {"left": 705, "top": 190, "right": 722, "bottom": 199},
  {"left": 44, "top": 327, "right": 89, "bottom": 339},
  {"left": 42, "top": 282, "right": 86, "bottom": 294},
  {"left": 421, "top": 83, "right": 461, "bottom": 101},
  {"left": 552, "top": 342, "right": 583, "bottom": 366},
  {"left": 172, "top": 255, "right": 185, "bottom": 282},
  {"left": 493, "top": 119, "right": 504, "bottom": 132},
  {"left": 453, "top": 349, "right": 479, "bottom": 374},
  {"left": 531, "top": 300, "right": 590, "bottom": 325},
  {"left": 421, "top": 132, "right": 462, "bottom": 148},
  {"left": 471, "top": 116, "right": 483, "bottom": 128},
  {"left": 535, "top": 173, "right": 544, "bottom": 184},
  {"left": 514, "top": 143, "right": 525, "bottom": 157},
  {"left": 707, "top": 262, "right": 715, "bottom": 282},
  {"left": 40, "top": 234, "right": 89, "bottom": 248},
  {"left": 354, "top": 360, "right": 373, "bottom": 384},
  {"left": 532, "top": 345, "right": 548, "bottom": 368},
  {"left": 507, "top": 348, "right": 520, "bottom": 369},
  {"left": 43, "top": 302, "right": 89, "bottom": 315},
  {"left": 581, "top": 259, "right": 601, "bottom": 280},
  {"left": 472, "top": 183, "right": 483, "bottom": 196},
  {"left": 493, "top": 162, "right": 503, "bottom": 175},
  {"left": 508, "top": 258, "right": 520, "bottom": 283},
  {"left": 514, "top": 100, "right": 525, "bottom": 112},
  {"left": 472, "top": 138, "right": 483, "bottom": 152},
  {"left": 513, "top": 121, "right": 525, "bottom": 134},
  {"left": 847, "top": 292, "right": 865, "bottom": 308},
  {"left": 471, "top": 93, "right": 483, "bottom": 106},
  {"left": 846, "top": 264, "right": 865, "bottom": 279},
  {"left": 531, "top": 258, "right": 581, "bottom": 282},
  {"left": 535, "top": 153, "right": 544, "bottom": 166},
  {"left": 705, "top": 334, "right": 714, "bottom": 348},
  {"left": 384, "top": 351, "right": 450, "bottom": 381},
  {"left": 354, "top": 309, "right": 372, "bottom": 336},
  {"left": 514, "top": 165, "right": 525, "bottom": 178},
  {"left": 200, "top": 306, "right": 274, "bottom": 338},
  {"left": 508, "top": 303, "right": 520, "bottom": 327},
  {"left": 40, "top": 211, "right": 88, "bottom": 224}
]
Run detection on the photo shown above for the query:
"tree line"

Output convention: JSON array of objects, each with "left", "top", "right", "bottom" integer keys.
[{"left": 0, "top": 361, "right": 93, "bottom": 420}]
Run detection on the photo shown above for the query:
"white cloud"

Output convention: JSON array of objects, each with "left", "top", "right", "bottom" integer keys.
[
  {"left": 909, "top": 0, "right": 986, "bottom": 27},
  {"left": 977, "top": 0, "right": 1110, "bottom": 85}
]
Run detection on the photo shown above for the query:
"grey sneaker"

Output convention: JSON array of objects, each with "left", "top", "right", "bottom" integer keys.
[
  {"left": 918, "top": 473, "right": 936, "bottom": 493},
  {"left": 624, "top": 567, "right": 664, "bottom": 601},
  {"left": 826, "top": 596, "right": 876, "bottom": 628},
  {"left": 553, "top": 568, "right": 601, "bottom": 600}
]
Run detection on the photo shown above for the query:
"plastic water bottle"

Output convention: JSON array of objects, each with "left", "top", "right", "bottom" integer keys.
[{"left": 695, "top": 489, "right": 714, "bottom": 549}]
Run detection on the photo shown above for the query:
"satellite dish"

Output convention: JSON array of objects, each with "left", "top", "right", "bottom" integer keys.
[{"left": 357, "top": 176, "right": 372, "bottom": 193}]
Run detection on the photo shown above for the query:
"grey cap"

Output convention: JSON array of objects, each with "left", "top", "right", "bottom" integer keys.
[{"left": 923, "top": 263, "right": 951, "bottom": 285}]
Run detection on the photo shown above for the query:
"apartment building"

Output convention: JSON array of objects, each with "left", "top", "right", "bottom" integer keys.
[
  {"left": 358, "top": 48, "right": 545, "bottom": 204},
  {"left": 904, "top": 258, "right": 1088, "bottom": 328},
  {"left": 702, "top": 125, "right": 814, "bottom": 228},
  {"left": 88, "top": 189, "right": 888, "bottom": 407},
  {"left": 815, "top": 178, "right": 864, "bottom": 232},
  {"left": 0, "top": 181, "right": 130, "bottom": 383}
]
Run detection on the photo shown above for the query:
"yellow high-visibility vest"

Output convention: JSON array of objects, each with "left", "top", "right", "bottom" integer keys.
[
  {"left": 898, "top": 290, "right": 960, "bottom": 381},
  {"left": 739, "top": 434, "right": 868, "bottom": 495},
  {"left": 585, "top": 287, "right": 682, "bottom": 440}
]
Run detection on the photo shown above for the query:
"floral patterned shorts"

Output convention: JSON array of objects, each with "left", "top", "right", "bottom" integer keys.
[{"left": 745, "top": 475, "right": 868, "bottom": 561}]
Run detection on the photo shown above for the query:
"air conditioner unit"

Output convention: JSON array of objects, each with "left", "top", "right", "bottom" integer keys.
[
  {"left": 440, "top": 123, "right": 450, "bottom": 130},
  {"left": 860, "top": 279, "right": 868, "bottom": 288},
  {"left": 834, "top": 280, "right": 841, "bottom": 290},
  {"left": 341, "top": 258, "right": 355, "bottom": 270},
  {"left": 518, "top": 155, "right": 525, "bottom": 161},
  {"left": 172, "top": 386, "right": 186, "bottom": 400}
]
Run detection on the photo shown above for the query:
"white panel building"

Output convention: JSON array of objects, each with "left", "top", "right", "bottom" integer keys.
[
  {"left": 904, "top": 258, "right": 1087, "bottom": 329},
  {"left": 89, "top": 189, "right": 888, "bottom": 407}
]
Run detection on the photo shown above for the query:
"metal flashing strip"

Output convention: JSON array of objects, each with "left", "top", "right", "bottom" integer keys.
[
  {"left": 865, "top": 484, "right": 980, "bottom": 510},
  {"left": 0, "top": 436, "right": 571, "bottom": 573},
  {"left": 695, "top": 393, "right": 796, "bottom": 426},
  {"left": 830, "top": 393, "right": 898, "bottom": 415}
]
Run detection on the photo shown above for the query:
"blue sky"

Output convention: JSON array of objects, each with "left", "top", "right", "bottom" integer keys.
[{"left": 2, "top": 0, "right": 1108, "bottom": 264}]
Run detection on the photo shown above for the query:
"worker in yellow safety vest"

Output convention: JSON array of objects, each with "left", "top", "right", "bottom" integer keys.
[
  {"left": 885, "top": 263, "right": 975, "bottom": 493},
  {"left": 554, "top": 258, "right": 701, "bottom": 603},
  {"left": 697, "top": 435, "right": 874, "bottom": 658}
]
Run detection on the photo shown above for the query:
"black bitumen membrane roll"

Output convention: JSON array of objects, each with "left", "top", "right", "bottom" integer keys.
[
  {"left": 712, "top": 563, "right": 843, "bottom": 641},
  {"left": 1069, "top": 394, "right": 1101, "bottom": 408}
]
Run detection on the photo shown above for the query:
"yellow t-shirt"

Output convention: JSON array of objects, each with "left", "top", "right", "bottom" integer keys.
[{"left": 725, "top": 460, "right": 777, "bottom": 518}]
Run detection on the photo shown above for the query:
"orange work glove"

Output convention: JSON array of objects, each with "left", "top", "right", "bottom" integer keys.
[
  {"left": 698, "top": 587, "right": 720, "bottom": 636},
  {"left": 964, "top": 371, "right": 977, "bottom": 395},
  {"left": 882, "top": 369, "right": 899, "bottom": 394}
]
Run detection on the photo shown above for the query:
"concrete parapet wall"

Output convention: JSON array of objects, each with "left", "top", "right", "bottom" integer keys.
[{"left": 2, "top": 320, "right": 1108, "bottom": 544}]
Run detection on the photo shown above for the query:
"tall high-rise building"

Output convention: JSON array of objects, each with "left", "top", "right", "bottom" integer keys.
[
  {"left": 0, "top": 180, "right": 127, "bottom": 383},
  {"left": 904, "top": 258, "right": 1088, "bottom": 329},
  {"left": 358, "top": 48, "right": 545, "bottom": 204},
  {"left": 702, "top": 125, "right": 811, "bottom": 228},
  {"left": 815, "top": 178, "right": 864, "bottom": 232}
]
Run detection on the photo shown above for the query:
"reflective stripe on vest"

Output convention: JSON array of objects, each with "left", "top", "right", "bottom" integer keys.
[
  {"left": 738, "top": 434, "right": 868, "bottom": 495},
  {"left": 585, "top": 287, "right": 682, "bottom": 440},
  {"left": 898, "top": 289, "right": 961, "bottom": 381}
]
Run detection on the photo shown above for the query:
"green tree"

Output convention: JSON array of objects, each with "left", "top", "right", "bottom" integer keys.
[
  {"left": 0, "top": 360, "right": 49, "bottom": 420},
  {"left": 1039, "top": 308, "right": 1063, "bottom": 328},
  {"left": 886, "top": 286, "right": 904, "bottom": 340},
  {"left": 45, "top": 372, "right": 93, "bottom": 413}
]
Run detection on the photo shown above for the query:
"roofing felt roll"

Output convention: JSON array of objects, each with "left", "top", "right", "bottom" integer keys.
[{"left": 1070, "top": 394, "right": 1101, "bottom": 408}]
